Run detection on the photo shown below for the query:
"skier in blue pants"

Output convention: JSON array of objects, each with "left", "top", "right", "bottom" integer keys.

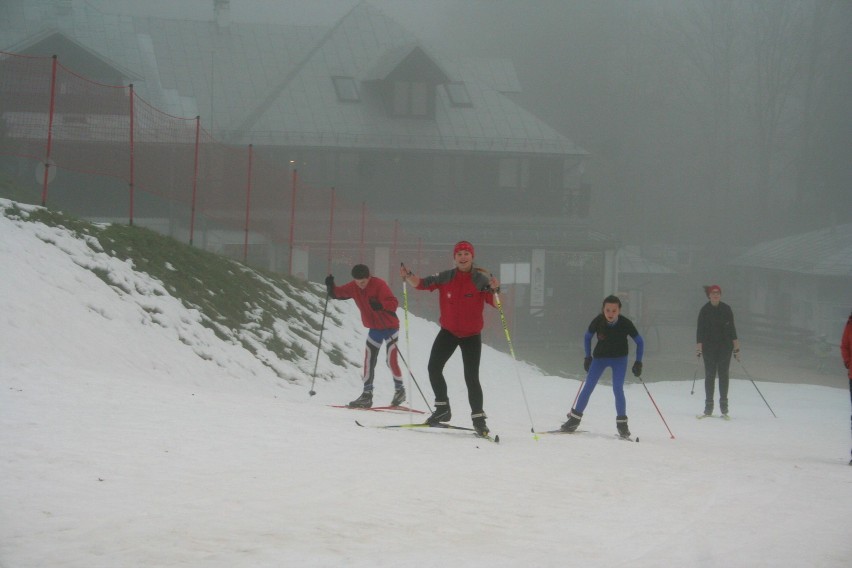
[
  {"left": 562, "top": 295, "right": 644, "bottom": 438},
  {"left": 575, "top": 358, "right": 630, "bottom": 416}
]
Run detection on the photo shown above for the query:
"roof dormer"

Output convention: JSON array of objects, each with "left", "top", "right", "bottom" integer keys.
[{"left": 362, "top": 44, "right": 452, "bottom": 119}]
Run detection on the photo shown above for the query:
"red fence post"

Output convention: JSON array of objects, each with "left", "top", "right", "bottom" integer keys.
[
  {"left": 392, "top": 219, "right": 399, "bottom": 287},
  {"left": 288, "top": 168, "right": 297, "bottom": 276},
  {"left": 242, "top": 144, "right": 254, "bottom": 264},
  {"left": 326, "top": 187, "right": 335, "bottom": 275},
  {"left": 359, "top": 201, "right": 366, "bottom": 264},
  {"left": 189, "top": 116, "right": 200, "bottom": 245},
  {"left": 40, "top": 55, "right": 58, "bottom": 207},
  {"left": 128, "top": 83, "right": 135, "bottom": 226}
]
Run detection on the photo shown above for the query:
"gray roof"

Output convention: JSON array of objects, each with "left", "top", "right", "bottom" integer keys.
[
  {"left": 730, "top": 224, "right": 852, "bottom": 276},
  {"left": 618, "top": 246, "right": 675, "bottom": 275},
  {"left": 1, "top": 0, "right": 584, "bottom": 156}
]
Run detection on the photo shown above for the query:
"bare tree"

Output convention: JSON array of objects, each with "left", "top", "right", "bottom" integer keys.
[
  {"left": 791, "top": 0, "right": 852, "bottom": 229},
  {"left": 745, "top": 1, "right": 805, "bottom": 226}
]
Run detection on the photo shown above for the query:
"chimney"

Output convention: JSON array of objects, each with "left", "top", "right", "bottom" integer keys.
[{"left": 214, "top": 0, "right": 231, "bottom": 30}]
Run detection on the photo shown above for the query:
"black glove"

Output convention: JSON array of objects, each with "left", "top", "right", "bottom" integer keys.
[
  {"left": 583, "top": 356, "right": 592, "bottom": 372},
  {"left": 324, "top": 275, "right": 335, "bottom": 297},
  {"left": 369, "top": 299, "right": 383, "bottom": 311},
  {"left": 632, "top": 361, "right": 643, "bottom": 377}
]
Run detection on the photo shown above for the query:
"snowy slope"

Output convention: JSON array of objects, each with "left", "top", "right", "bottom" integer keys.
[{"left": 1, "top": 200, "right": 850, "bottom": 568}]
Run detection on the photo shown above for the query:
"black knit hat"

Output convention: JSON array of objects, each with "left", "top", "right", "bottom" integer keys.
[{"left": 351, "top": 264, "right": 370, "bottom": 279}]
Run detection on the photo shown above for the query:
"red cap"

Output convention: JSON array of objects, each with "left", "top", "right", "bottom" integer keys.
[
  {"left": 453, "top": 240, "right": 475, "bottom": 257},
  {"left": 705, "top": 284, "right": 722, "bottom": 297}
]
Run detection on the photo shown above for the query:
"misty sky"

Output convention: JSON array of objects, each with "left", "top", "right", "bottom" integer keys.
[{"left": 91, "top": 0, "right": 852, "bottom": 247}]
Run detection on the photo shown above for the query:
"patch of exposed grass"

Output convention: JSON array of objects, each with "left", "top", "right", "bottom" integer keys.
[{"left": 1, "top": 188, "right": 351, "bottom": 379}]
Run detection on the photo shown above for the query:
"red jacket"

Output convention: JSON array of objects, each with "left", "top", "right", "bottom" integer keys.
[
  {"left": 331, "top": 277, "right": 399, "bottom": 330},
  {"left": 842, "top": 314, "right": 852, "bottom": 380},
  {"left": 417, "top": 268, "right": 495, "bottom": 338}
]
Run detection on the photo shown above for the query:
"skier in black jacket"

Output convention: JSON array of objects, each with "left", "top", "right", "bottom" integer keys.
[{"left": 696, "top": 285, "right": 740, "bottom": 417}]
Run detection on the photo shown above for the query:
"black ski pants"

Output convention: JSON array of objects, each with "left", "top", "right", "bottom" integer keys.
[
  {"left": 427, "top": 328, "right": 484, "bottom": 414},
  {"left": 703, "top": 342, "right": 733, "bottom": 405}
]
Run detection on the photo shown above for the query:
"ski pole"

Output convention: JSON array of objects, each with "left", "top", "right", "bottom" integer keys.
[
  {"left": 399, "top": 262, "right": 427, "bottom": 413},
  {"left": 638, "top": 377, "right": 675, "bottom": 439},
  {"left": 572, "top": 354, "right": 590, "bottom": 407},
  {"left": 737, "top": 359, "right": 777, "bottom": 418},
  {"left": 493, "top": 288, "right": 538, "bottom": 438},
  {"left": 394, "top": 347, "right": 433, "bottom": 413},
  {"left": 308, "top": 292, "right": 330, "bottom": 396},
  {"left": 690, "top": 355, "right": 701, "bottom": 395},
  {"left": 572, "top": 378, "right": 585, "bottom": 408},
  {"left": 402, "top": 267, "right": 411, "bottom": 380}
]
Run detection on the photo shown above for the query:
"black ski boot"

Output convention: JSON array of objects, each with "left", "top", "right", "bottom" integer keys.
[
  {"left": 390, "top": 387, "right": 406, "bottom": 407},
  {"left": 560, "top": 409, "right": 583, "bottom": 432},
  {"left": 616, "top": 415, "right": 631, "bottom": 438},
  {"left": 703, "top": 400, "right": 714, "bottom": 417},
  {"left": 425, "top": 401, "right": 451, "bottom": 425},
  {"left": 720, "top": 398, "right": 729, "bottom": 417},
  {"left": 471, "top": 412, "right": 489, "bottom": 436},
  {"left": 347, "top": 391, "right": 373, "bottom": 408}
]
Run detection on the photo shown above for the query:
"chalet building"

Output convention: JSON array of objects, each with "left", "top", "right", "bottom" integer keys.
[
  {"left": 730, "top": 223, "right": 852, "bottom": 348},
  {"left": 0, "top": 0, "right": 618, "bottom": 341}
]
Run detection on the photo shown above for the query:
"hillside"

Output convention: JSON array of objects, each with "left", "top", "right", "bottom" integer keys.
[
  {"left": 1, "top": 197, "right": 850, "bottom": 568},
  {"left": 0, "top": 197, "right": 360, "bottom": 386}
]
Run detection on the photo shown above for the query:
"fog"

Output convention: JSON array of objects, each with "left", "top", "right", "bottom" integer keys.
[
  {"left": 387, "top": 0, "right": 852, "bottom": 247},
  {"left": 14, "top": 0, "right": 848, "bottom": 355},
  {"left": 99, "top": 0, "right": 852, "bottom": 247}
]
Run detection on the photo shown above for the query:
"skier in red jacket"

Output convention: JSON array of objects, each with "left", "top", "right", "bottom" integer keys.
[
  {"left": 841, "top": 311, "right": 852, "bottom": 465},
  {"left": 325, "top": 264, "right": 404, "bottom": 408},
  {"left": 399, "top": 241, "right": 499, "bottom": 436}
]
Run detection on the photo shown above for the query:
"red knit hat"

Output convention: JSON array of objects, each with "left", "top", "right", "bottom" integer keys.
[
  {"left": 453, "top": 240, "right": 475, "bottom": 257},
  {"left": 704, "top": 284, "right": 722, "bottom": 297}
]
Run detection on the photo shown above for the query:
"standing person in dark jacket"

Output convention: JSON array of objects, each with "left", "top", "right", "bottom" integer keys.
[
  {"left": 840, "top": 311, "right": 852, "bottom": 465},
  {"left": 696, "top": 284, "right": 740, "bottom": 417},
  {"left": 561, "top": 295, "right": 644, "bottom": 438},
  {"left": 399, "top": 241, "right": 499, "bottom": 436},
  {"left": 325, "top": 264, "right": 404, "bottom": 408}
]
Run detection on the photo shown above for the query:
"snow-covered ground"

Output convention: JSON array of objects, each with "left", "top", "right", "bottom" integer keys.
[{"left": 2, "top": 201, "right": 850, "bottom": 567}]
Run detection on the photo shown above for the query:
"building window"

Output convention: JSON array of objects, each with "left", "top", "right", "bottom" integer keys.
[
  {"left": 563, "top": 183, "right": 591, "bottom": 218},
  {"left": 392, "top": 80, "right": 429, "bottom": 117},
  {"left": 332, "top": 76, "right": 360, "bottom": 102},
  {"left": 498, "top": 157, "right": 529, "bottom": 190},
  {"left": 445, "top": 82, "right": 472, "bottom": 107}
]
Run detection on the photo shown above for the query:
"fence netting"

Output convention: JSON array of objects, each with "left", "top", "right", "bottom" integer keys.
[{"left": 0, "top": 50, "right": 470, "bottom": 328}]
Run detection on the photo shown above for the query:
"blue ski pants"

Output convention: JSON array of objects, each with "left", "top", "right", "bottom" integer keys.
[{"left": 575, "top": 356, "right": 628, "bottom": 416}]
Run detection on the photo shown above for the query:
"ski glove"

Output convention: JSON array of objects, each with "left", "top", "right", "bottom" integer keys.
[
  {"left": 632, "top": 361, "right": 643, "bottom": 377},
  {"left": 583, "top": 356, "right": 592, "bottom": 372},
  {"left": 369, "top": 299, "right": 383, "bottom": 311},
  {"left": 324, "top": 275, "right": 335, "bottom": 297}
]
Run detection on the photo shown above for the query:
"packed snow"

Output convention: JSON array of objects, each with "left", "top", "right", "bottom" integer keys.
[{"left": 1, "top": 200, "right": 850, "bottom": 567}]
